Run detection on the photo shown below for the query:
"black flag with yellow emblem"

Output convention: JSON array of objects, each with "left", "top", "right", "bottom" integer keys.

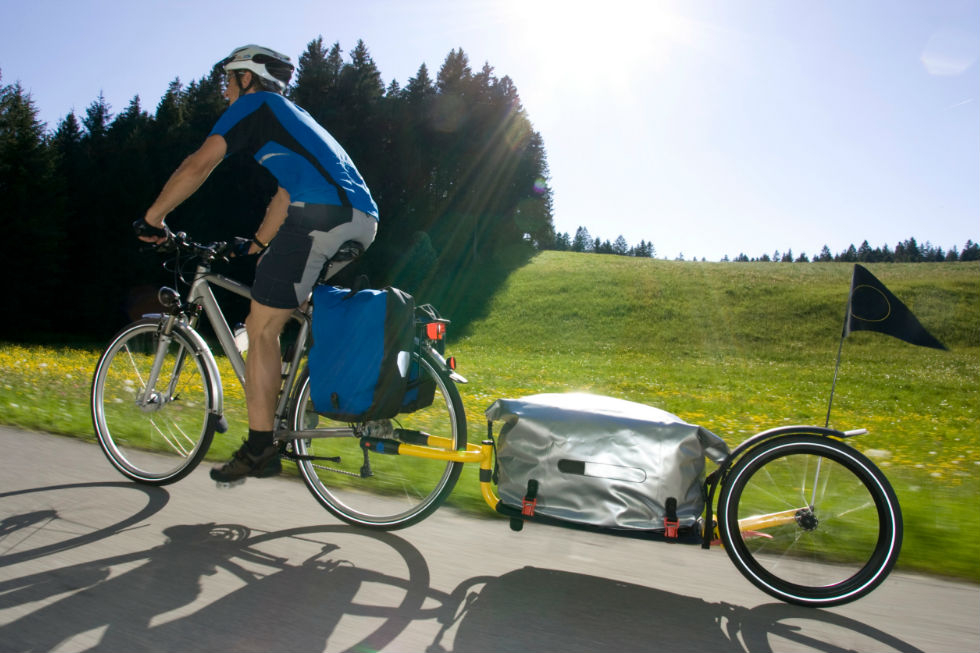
[{"left": 843, "top": 264, "right": 947, "bottom": 350}]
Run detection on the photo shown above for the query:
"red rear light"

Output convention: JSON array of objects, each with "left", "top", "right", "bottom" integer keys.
[
  {"left": 426, "top": 322, "right": 446, "bottom": 340},
  {"left": 447, "top": 356, "right": 457, "bottom": 370}
]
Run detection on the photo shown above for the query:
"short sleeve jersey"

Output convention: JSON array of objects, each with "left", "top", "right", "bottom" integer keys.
[{"left": 209, "top": 92, "right": 379, "bottom": 218}]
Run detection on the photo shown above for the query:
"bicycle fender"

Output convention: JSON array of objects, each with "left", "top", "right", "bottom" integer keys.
[{"left": 166, "top": 319, "right": 225, "bottom": 420}]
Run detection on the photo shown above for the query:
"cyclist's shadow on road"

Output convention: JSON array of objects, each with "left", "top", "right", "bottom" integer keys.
[
  {"left": 0, "top": 516, "right": 923, "bottom": 653},
  {"left": 0, "top": 520, "right": 428, "bottom": 653}
]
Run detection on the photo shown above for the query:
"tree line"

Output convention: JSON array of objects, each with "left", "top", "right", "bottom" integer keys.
[
  {"left": 543, "top": 226, "right": 655, "bottom": 258},
  {"left": 0, "top": 38, "right": 554, "bottom": 340},
  {"left": 535, "top": 228, "right": 978, "bottom": 264},
  {"left": 725, "top": 237, "right": 979, "bottom": 263}
]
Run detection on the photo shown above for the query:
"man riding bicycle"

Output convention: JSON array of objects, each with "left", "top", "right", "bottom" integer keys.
[{"left": 135, "top": 44, "right": 379, "bottom": 483}]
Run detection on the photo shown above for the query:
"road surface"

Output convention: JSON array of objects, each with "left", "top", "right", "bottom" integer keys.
[{"left": 0, "top": 426, "right": 977, "bottom": 652}]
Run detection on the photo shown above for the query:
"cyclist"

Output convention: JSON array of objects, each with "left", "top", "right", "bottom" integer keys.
[{"left": 134, "top": 44, "right": 379, "bottom": 483}]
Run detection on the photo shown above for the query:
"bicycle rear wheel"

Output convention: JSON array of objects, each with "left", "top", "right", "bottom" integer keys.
[
  {"left": 717, "top": 435, "right": 902, "bottom": 607},
  {"left": 91, "top": 320, "right": 218, "bottom": 485},
  {"left": 289, "top": 348, "right": 466, "bottom": 529}
]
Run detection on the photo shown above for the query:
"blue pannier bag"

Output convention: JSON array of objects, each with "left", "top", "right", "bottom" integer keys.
[{"left": 309, "top": 285, "right": 415, "bottom": 421}]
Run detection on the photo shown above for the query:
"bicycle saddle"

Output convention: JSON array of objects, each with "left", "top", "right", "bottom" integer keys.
[{"left": 332, "top": 240, "right": 365, "bottom": 263}]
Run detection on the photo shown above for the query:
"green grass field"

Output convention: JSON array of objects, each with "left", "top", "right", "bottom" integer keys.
[{"left": 2, "top": 252, "right": 977, "bottom": 580}]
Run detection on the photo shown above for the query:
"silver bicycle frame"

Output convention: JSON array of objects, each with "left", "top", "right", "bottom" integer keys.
[{"left": 184, "top": 264, "right": 314, "bottom": 432}]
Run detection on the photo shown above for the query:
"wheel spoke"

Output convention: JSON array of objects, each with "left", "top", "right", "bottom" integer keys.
[{"left": 121, "top": 343, "right": 147, "bottom": 390}]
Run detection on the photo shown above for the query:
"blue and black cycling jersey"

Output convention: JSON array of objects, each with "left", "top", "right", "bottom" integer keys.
[{"left": 209, "top": 92, "right": 379, "bottom": 218}]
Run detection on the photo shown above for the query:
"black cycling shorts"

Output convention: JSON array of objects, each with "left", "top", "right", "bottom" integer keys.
[{"left": 251, "top": 203, "right": 377, "bottom": 309}]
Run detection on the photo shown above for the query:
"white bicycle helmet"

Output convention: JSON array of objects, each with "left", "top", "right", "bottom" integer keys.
[{"left": 219, "top": 44, "right": 294, "bottom": 93}]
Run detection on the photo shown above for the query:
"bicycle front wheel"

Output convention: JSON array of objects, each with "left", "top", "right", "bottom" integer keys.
[
  {"left": 717, "top": 435, "right": 902, "bottom": 607},
  {"left": 91, "top": 320, "right": 218, "bottom": 485},
  {"left": 289, "top": 348, "right": 466, "bottom": 529}
]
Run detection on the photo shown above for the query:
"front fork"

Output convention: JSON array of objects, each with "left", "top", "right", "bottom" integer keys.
[
  {"left": 137, "top": 313, "right": 183, "bottom": 411},
  {"left": 137, "top": 305, "right": 210, "bottom": 424}
]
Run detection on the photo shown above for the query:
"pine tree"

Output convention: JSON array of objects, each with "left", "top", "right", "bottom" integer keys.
[
  {"left": 436, "top": 48, "right": 473, "bottom": 94},
  {"left": 961, "top": 240, "right": 980, "bottom": 261},
  {"left": 612, "top": 235, "right": 629, "bottom": 255},
  {"left": 110, "top": 96, "right": 150, "bottom": 143},
  {"left": 0, "top": 79, "right": 61, "bottom": 335},
  {"left": 341, "top": 40, "right": 384, "bottom": 109},
  {"left": 572, "top": 226, "right": 592, "bottom": 252},
  {"left": 857, "top": 239, "right": 873, "bottom": 262},
  {"left": 902, "top": 237, "right": 922, "bottom": 262},
  {"left": 82, "top": 92, "right": 112, "bottom": 140},
  {"left": 292, "top": 37, "right": 331, "bottom": 107},
  {"left": 52, "top": 111, "right": 82, "bottom": 157},
  {"left": 155, "top": 79, "right": 186, "bottom": 130},
  {"left": 291, "top": 38, "right": 344, "bottom": 127},
  {"left": 405, "top": 63, "right": 435, "bottom": 103}
]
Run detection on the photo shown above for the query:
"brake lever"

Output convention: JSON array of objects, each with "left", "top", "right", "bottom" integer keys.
[
  {"left": 138, "top": 238, "right": 176, "bottom": 254},
  {"left": 155, "top": 236, "right": 179, "bottom": 254},
  {"left": 212, "top": 241, "right": 233, "bottom": 263}
]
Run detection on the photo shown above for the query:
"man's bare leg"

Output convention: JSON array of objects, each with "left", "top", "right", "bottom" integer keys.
[
  {"left": 244, "top": 300, "right": 294, "bottom": 447},
  {"left": 210, "top": 300, "right": 293, "bottom": 483}
]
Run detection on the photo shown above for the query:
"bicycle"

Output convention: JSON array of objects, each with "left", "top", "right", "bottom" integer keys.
[
  {"left": 92, "top": 231, "right": 902, "bottom": 607},
  {"left": 91, "top": 231, "right": 467, "bottom": 529}
]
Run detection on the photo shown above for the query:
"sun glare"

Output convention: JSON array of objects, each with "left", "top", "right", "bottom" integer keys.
[{"left": 502, "top": 0, "right": 698, "bottom": 86}]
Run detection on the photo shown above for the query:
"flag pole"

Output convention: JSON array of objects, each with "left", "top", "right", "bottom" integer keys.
[
  {"left": 816, "top": 314, "right": 848, "bottom": 508},
  {"left": 824, "top": 333, "right": 845, "bottom": 428},
  {"left": 826, "top": 276, "right": 853, "bottom": 429}
]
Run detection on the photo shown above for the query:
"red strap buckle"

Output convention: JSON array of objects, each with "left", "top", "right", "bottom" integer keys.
[
  {"left": 521, "top": 497, "right": 537, "bottom": 517},
  {"left": 521, "top": 479, "right": 539, "bottom": 517},
  {"left": 664, "top": 497, "right": 679, "bottom": 539}
]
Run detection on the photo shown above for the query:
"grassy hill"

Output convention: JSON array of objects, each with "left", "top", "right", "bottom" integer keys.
[
  {"left": 1, "top": 251, "right": 977, "bottom": 578},
  {"left": 452, "top": 252, "right": 976, "bottom": 435}
]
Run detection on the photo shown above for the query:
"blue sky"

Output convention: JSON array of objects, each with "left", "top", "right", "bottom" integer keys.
[{"left": 2, "top": 0, "right": 977, "bottom": 261}]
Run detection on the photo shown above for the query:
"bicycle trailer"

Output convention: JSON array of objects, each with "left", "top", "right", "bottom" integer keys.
[{"left": 486, "top": 393, "right": 730, "bottom": 537}]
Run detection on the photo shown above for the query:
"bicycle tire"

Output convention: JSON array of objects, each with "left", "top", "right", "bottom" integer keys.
[
  {"left": 289, "top": 347, "right": 466, "bottom": 529},
  {"left": 717, "top": 435, "right": 902, "bottom": 607},
  {"left": 91, "top": 319, "right": 219, "bottom": 485}
]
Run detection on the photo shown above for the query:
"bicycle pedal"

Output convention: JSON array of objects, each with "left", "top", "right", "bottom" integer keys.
[{"left": 215, "top": 478, "right": 246, "bottom": 489}]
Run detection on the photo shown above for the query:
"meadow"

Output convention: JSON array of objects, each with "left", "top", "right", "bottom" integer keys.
[{"left": 1, "top": 252, "right": 977, "bottom": 579}]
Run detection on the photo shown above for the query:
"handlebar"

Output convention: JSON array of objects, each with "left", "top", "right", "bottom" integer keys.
[{"left": 144, "top": 231, "right": 233, "bottom": 263}]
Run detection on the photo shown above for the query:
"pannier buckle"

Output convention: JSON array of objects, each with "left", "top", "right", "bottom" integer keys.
[
  {"left": 521, "top": 479, "right": 539, "bottom": 517},
  {"left": 664, "top": 497, "right": 679, "bottom": 539}
]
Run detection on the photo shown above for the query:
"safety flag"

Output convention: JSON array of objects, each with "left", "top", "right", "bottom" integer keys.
[{"left": 843, "top": 264, "right": 947, "bottom": 350}]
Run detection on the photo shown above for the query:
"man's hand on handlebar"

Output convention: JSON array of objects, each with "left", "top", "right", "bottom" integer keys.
[
  {"left": 133, "top": 217, "right": 172, "bottom": 244},
  {"left": 229, "top": 236, "right": 258, "bottom": 258},
  {"left": 131, "top": 223, "right": 258, "bottom": 262}
]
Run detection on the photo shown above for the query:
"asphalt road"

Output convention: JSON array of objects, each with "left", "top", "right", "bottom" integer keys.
[{"left": 0, "top": 426, "right": 977, "bottom": 653}]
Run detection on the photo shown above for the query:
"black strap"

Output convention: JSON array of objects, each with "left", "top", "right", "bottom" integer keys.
[{"left": 343, "top": 275, "right": 371, "bottom": 299}]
